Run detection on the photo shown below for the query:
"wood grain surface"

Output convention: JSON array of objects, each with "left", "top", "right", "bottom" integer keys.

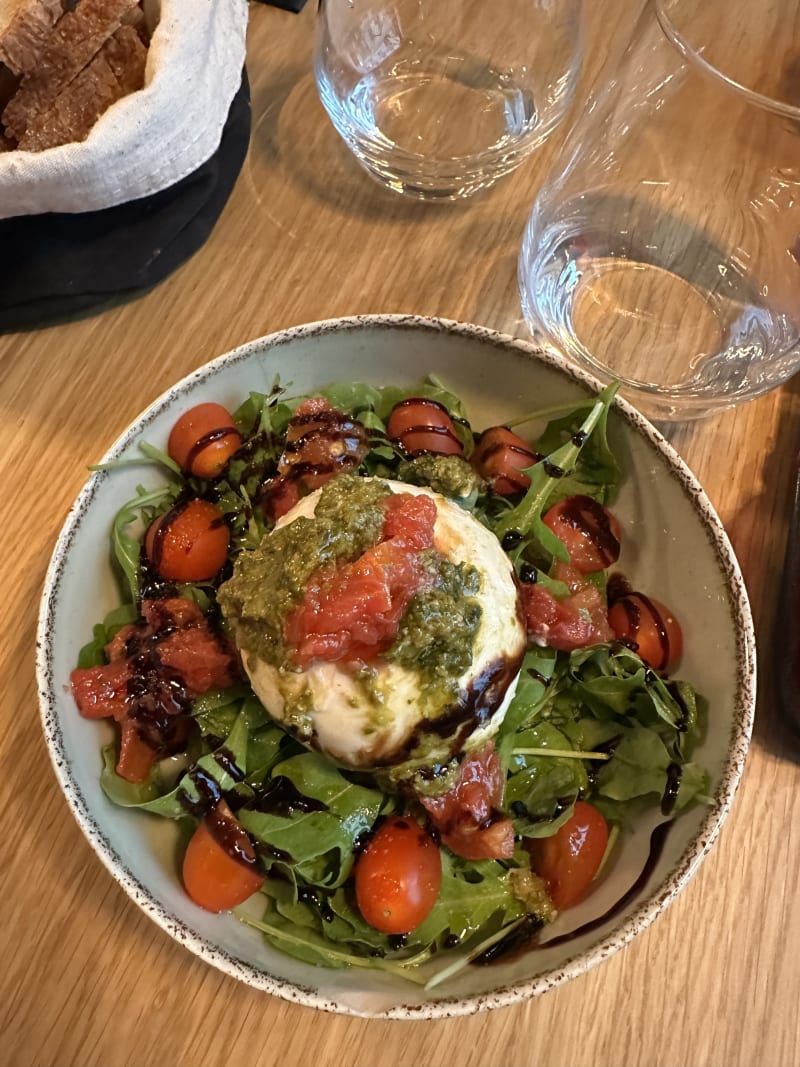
[{"left": 2, "top": 2, "right": 800, "bottom": 1066}]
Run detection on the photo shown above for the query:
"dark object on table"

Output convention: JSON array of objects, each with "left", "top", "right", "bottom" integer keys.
[
  {"left": 0, "top": 68, "right": 251, "bottom": 335},
  {"left": 778, "top": 455, "right": 800, "bottom": 735},
  {"left": 254, "top": 0, "right": 308, "bottom": 11}
]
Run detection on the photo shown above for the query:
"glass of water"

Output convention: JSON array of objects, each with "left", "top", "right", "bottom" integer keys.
[
  {"left": 314, "top": 0, "right": 584, "bottom": 201},
  {"left": 519, "top": 0, "right": 800, "bottom": 420}
]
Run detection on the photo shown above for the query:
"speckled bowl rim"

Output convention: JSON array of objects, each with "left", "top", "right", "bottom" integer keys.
[{"left": 36, "top": 314, "right": 756, "bottom": 1019}]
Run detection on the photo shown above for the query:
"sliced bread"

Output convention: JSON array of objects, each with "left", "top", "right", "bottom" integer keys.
[
  {"left": 18, "top": 21, "right": 145, "bottom": 150},
  {"left": 2, "top": 0, "right": 138, "bottom": 139}
]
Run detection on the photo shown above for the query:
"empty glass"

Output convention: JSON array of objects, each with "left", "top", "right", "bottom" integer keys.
[
  {"left": 519, "top": 0, "right": 800, "bottom": 420},
  {"left": 314, "top": 0, "right": 584, "bottom": 201}
]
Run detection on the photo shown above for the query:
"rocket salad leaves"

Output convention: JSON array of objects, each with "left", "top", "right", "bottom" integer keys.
[{"left": 72, "top": 375, "right": 710, "bottom": 986}]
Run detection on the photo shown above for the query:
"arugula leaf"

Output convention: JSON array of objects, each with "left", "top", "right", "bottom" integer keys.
[
  {"left": 495, "top": 647, "right": 559, "bottom": 767},
  {"left": 232, "top": 387, "right": 295, "bottom": 439},
  {"left": 493, "top": 383, "right": 619, "bottom": 556},
  {"left": 534, "top": 388, "right": 622, "bottom": 505},
  {"left": 239, "top": 907, "right": 429, "bottom": 982},
  {"left": 100, "top": 709, "right": 251, "bottom": 818},
  {"left": 137, "top": 441, "right": 183, "bottom": 476},
  {"left": 76, "top": 602, "right": 139, "bottom": 667},
  {"left": 110, "top": 484, "right": 177, "bottom": 602},
  {"left": 564, "top": 645, "right": 701, "bottom": 746},
  {"left": 319, "top": 381, "right": 384, "bottom": 415},
  {"left": 504, "top": 723, "right": 587, "bottom": 837},
  {"left": 595, "top": 723, "right": 709, "bottom": 810},
  {"left": 191, "top": 689, "right": 291, "bottom": 783},
  {"left": 239, "top": 754, "right": 385, "bottom": 888},
  {"left": 409, "top": 853, "right": 525, "bottom": 947}
]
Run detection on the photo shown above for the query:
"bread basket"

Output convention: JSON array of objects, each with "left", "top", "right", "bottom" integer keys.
[{"left": 0, "top": 0, "right": 248, "bottom": 220}]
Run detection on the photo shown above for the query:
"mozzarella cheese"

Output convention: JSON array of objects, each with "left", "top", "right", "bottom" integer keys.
[{"left": 238, "top": 480, "right": 526, "bottom": 775}]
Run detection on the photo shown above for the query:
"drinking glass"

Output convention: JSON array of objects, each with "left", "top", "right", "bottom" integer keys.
[
  {"left": 519, "top": 0, "right": 800, "bottom": 420},
  {"left": 314, "top": 0, "right": 584, "bottom": 201}
]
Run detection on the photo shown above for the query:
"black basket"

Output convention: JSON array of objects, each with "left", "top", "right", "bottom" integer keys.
[{"left": 0, "top": 69, "right": 251, "bottom": 334}]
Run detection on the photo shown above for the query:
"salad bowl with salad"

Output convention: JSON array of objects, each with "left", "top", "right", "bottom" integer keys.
[{"left": 37, "top": 316, "right": 755, "bottom": 1017}]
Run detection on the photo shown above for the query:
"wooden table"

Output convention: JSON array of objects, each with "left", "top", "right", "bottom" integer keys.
[{"left": 3, "top": 3, "right": 799, "bottom": 1065}]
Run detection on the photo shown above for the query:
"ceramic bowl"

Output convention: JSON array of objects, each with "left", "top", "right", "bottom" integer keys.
[{"left": 36, "top": 315, "right": 755, "bottom": 1018}]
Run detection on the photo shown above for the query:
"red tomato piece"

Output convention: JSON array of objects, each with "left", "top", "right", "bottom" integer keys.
[
  {"left": 157, "top": 628, "right": 241, "bottom": 693},
  {"left": 420, "top": 743, "right": 515, "bottom": 861},
  {"left": 471, "top": 426, "right": 540, "bottom": 495},
  {"left": 526, "top": 801, "right": 609, "bottom": 909},
  {"left": 140, "top": 596, "right": 207, "bottom": 630},
  {"left": 381, "top": 492, "right": 437, "bottom": 549},
  {"left": 542, "top": 496, "right": 621, "bottom": 574},
  {"left": 168, "top": 403, "right": 242, "bottom": 479},
  {"left": 183, "top": 800, "right": 265, "bottom": 913},
  {"left": 284, "top": 493, "right": 437, "bottom": 666},
  {"left": 355, "top": 816, "right": 442, "bottom": 934},
  {"left": 71, "top": 659, "right": 132, "bottom": 720},
  {"left": 71, "top": 597, "right": 240, "bottom": 783},
  {"left": 386, "top": 397, "right": 463, "bottom": 456},
  {"left": 608, "top": 592, "right": 683, "bottom": 672},
  {"left": 117, "top": 718, "right": 160, "bottom": 783},
  {"left": 521, "top": 562, "right": 613, "bottom": 652},
  {"left": 144, "top": 498, "right": 230, "bottom": 582},
  {"left": 72, "top": 598, "right": 240, "bottom": 721}
]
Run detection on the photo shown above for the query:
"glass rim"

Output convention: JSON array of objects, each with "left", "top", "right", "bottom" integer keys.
[{"left": 656, "top": 0, "right": 800, "bottom": 121}]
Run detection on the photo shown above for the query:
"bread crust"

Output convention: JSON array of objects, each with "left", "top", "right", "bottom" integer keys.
[
  {"left": 0, "top": 0, "right": 63, "bottom": 75},
  {"left": 18, "top": 22, "right": 145, "bottom": 150},
  {"left": 2, "top": 0, "right": 138, "bottom": 139}
]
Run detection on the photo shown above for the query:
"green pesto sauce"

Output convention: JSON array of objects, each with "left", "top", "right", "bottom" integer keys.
[
  {"left": 385, "top": 555, "right": 481, "bottom": 694},
  {"left": 218, "top": 475, "right": 389, "bottom": 664},
  {"left": 396, "top": 453, "right": 480, "bottom": 499}
]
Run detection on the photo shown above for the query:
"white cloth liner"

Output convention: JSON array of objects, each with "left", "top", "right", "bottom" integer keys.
[{"left": 0, "top": 0, "right": 249, "bottom": 219}]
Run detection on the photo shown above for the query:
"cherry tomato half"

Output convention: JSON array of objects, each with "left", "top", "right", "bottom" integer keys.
[
  {"left": 608, "top": 592, "right": 683, "bottom": 673},
  {"left": 542, "top": 495, "right": 621, "bottom": 574},
  {"left": 144, "top": 499, "right": 230, "bottom": 582},
  {"left": 183, "top": 800, "right": 265, "bottom": 913},
  {"left": 471, "top": 426, "right": 539, "bottom": 495},
  {"left": 526, "top": 801, "right": 609, "bottom": 910},
  {"left": 386, "top": 398, "right": 463, "bottom": 457},
  {"left": 355, "top": 816, "right": 442, "bottom": 934},
  {"left": 168, "top": 403, "right": 242, "bottom": 479}
]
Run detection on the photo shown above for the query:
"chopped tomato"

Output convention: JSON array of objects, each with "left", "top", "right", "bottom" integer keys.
[
  {"left": 381, "top": 492, "right": 436, "bottom": 549},
  {"left": 142, "top": 597, "right": 207, "bottom": 630},
  {"left": 280, "top": 398, "right": 369, "bottom": 490},
  {"left": 263, "top": 478, "right": 301, "bottom": 522},
  {"left": 183, "top": 800, "right": 265, "bottom": 913},
  {"left": 71, "top": 659, "right": 131, "bottom": 721},
  {"left": 355, "top": 816, "right": 442, "bottom": 934},
  {"left": 542, "top": 496, "right": 621, "bottom": 574},
  {"left": 521, "top": 562, "right": 613, "bottom": 652},
  {"left": 284, "top": 493, "right": 437, "bottom": 666},
  {"left": 117, "top": 718, "right": 161, "bottom": 782},
  {"left": 526, "top": 801, "right": 609, "bottom": 909},
  {"left": 420, "top": 743, "right": 515, "bottom": 860},
  {"left": 158, "top": 626, "right": 242, "bottom": 693},
  {"left": 70, "top": 598, "right": 240, "bottom": 783}
]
